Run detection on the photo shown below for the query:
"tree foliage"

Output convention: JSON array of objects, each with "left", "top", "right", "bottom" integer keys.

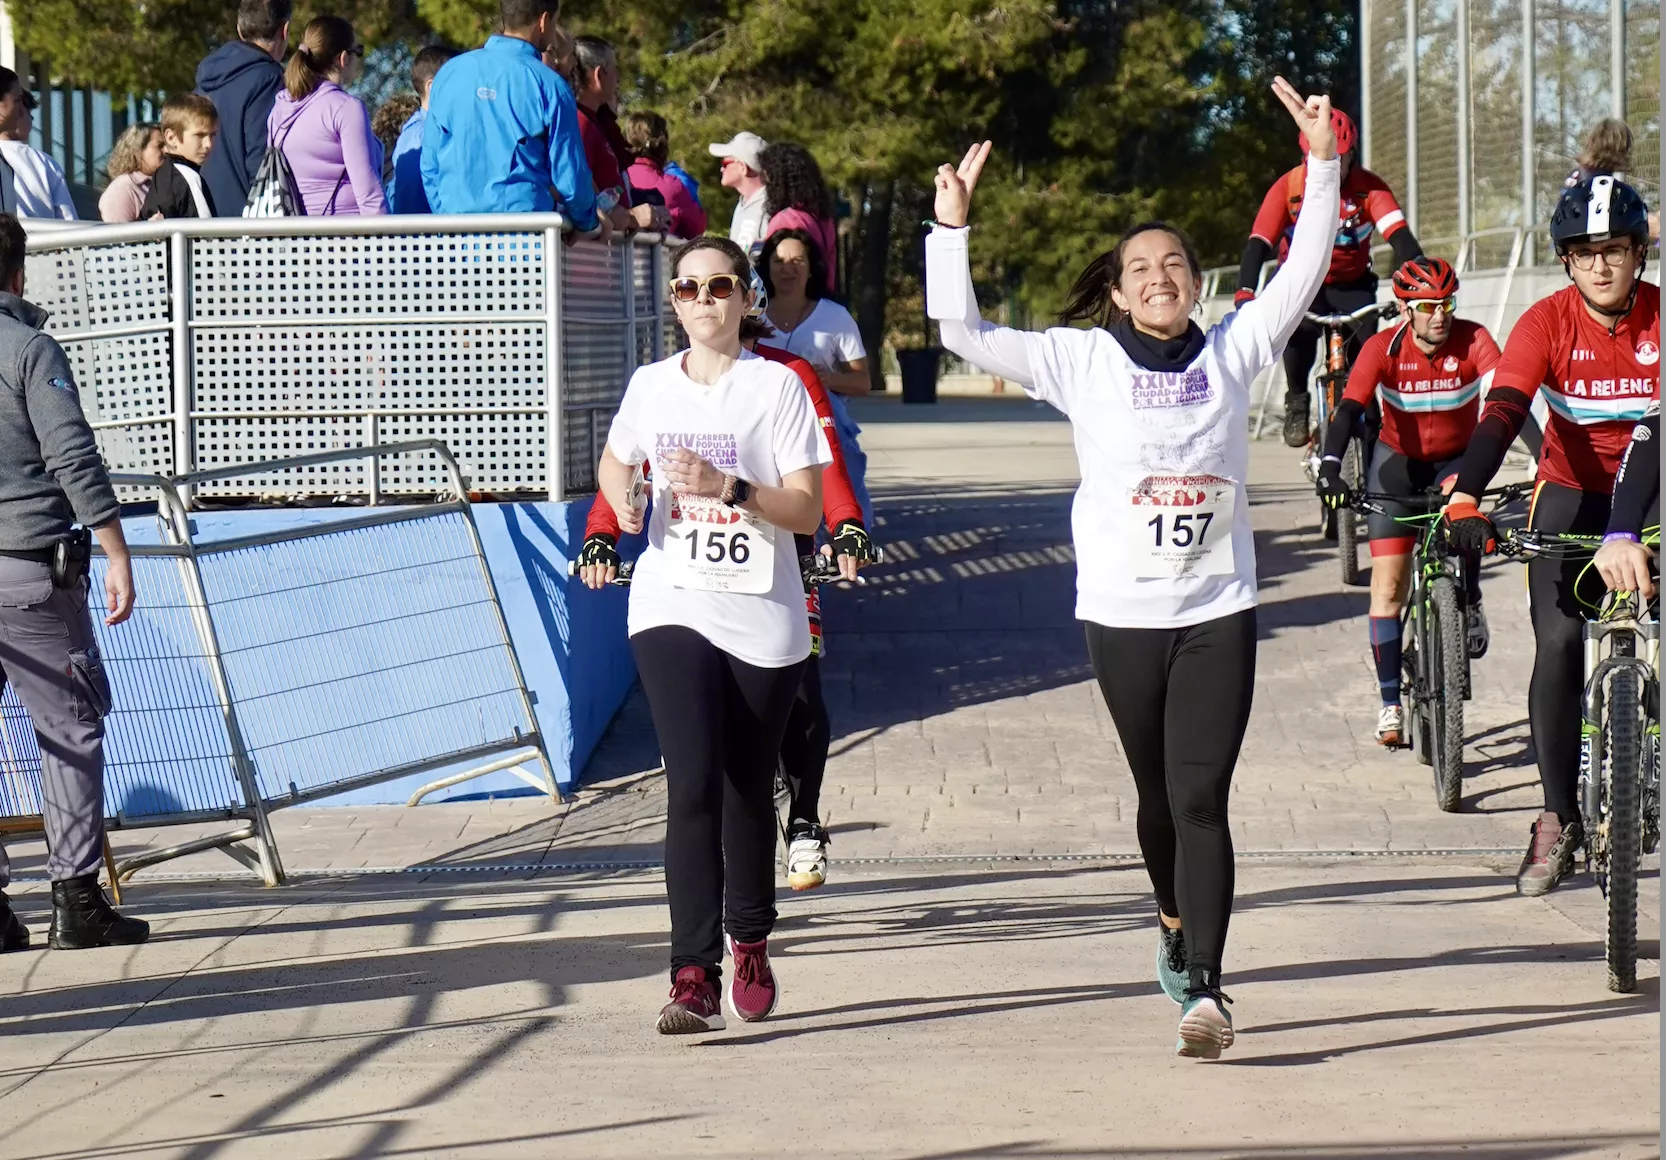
[{"left": 9, "top": 0, "right": 1357, "bottom": 343}]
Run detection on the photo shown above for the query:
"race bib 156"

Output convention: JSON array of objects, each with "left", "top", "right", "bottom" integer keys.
[
  {"left": 1124, "top": 474, "right": 1237, "bottom": 579},
  {"left": 663, "top": 493, "right": 777, "bottom": 594}
]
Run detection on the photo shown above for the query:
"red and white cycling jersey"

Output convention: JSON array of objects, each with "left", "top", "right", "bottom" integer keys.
[
  {"left": 1488, "top": 281, "right": 1660, "bottom": 493},
  {"left": 1343, "top": 319, "right": 1501, "bottom": 461},
  {"left": 1250, "top": 165, "right": 1411, "bottom": 285}
]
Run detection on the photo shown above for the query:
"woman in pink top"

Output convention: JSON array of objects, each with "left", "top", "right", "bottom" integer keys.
[
  {"left": 267, "top": 16, "right": 386, "bottom": 216},
  {"left": 759, "top": 142, "right": 837, "bottom": 295},
  {"left": 99, "top": 123, "right": 164, "bottom": 223},
  {"left": 622, "top": 112, "right": 707, "bottom": 239}
]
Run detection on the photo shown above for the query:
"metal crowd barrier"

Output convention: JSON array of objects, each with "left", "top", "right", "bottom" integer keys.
[
  {"left": 21, "top": 215, "right": 679, "bottom": 505},
  {"left": 0, "top": 441, "right": 554, "bottom": 886}
]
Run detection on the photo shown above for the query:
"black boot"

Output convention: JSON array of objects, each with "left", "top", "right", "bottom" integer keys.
[
  {"left": 48, "top": 874, "right": 148, "bottom": 949},
  {"left": 0, "top": 892, "right": 29, "bottom": 952},
  {"left": 1282, "top": 392, "right": 1312, "bottom": 448}
]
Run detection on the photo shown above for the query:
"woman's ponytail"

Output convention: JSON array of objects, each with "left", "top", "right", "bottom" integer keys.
[{"left": 285, "top": 16, "right": 356, "bottom": 100}]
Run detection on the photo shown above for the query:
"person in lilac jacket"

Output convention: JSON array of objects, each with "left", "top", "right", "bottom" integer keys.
[
  {"left": 266, "top": 15, "right": 386, "bottom": 215},
  {"left": 622, "top": 112, "right": 707, "bottom": 239}
]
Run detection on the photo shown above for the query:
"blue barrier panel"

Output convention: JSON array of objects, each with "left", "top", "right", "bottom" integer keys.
[
  {"left": 0, "top": 554, "right": 248, "bottom": 825},
  {"left": 194, "top": 510, "right": 540, "bottom": 807}
]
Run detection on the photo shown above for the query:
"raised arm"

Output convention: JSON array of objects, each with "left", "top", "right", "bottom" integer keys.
[
  {"left": 1234, "top": 80, "right": 1343, "bottom": 353},
  {"left": 924, "top": 141, "right": 1038, "bottom": 388}
]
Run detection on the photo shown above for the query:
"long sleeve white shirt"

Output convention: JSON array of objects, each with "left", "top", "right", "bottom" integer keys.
[
  {"left": 0, "top": 141, "right": 77, "bottom": 220},
  {"left": 926, "top": 157, "right": 1341, "bottom": 628}
]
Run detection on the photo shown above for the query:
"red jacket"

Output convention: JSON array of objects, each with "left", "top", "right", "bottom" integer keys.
[{"left": 586, "top": 345, "right": 863, "bottom": 539}]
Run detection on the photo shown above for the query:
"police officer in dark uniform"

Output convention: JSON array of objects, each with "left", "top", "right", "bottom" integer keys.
[{"left": 0, "top": 213, "right": 147, "bottom": 951}]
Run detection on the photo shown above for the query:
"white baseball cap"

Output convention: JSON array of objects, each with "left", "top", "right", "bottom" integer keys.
[{"left": 708, "top": 131, "right": 767, "bottom": 173}]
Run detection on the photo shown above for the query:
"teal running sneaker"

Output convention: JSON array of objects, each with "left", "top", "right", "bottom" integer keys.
[
  {"left": 1157, "top": 924, "right": 1187, "bottom": 1004},
  {"left": 1175, "top": 989, "right": 1235, "bottom": 1060}
]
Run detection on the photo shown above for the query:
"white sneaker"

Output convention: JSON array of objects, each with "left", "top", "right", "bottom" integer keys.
[
  {"left": 1466, "top": 601, "right": 1490, "bottom": 659},
  {"left": 1375, "top": 704, "right": 1405, "bottom": 747},
  {"left": 786, "top": 821, "right": 828, "bottom": 891}
]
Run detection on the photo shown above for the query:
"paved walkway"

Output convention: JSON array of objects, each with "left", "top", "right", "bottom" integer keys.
[{"left": 0, "top": 395, "right": 1657, "bottom": 1158}]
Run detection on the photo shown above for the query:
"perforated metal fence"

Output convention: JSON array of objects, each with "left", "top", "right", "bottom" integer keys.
[
  {"left": 1364, "top": 0, "right": 1659, "bottom": 238},
  {"left": 23, "top": 217, "right": 673, "bottom": 505},
  {"left": 0, "top": 443, "right": 555, "bottom": 885}
]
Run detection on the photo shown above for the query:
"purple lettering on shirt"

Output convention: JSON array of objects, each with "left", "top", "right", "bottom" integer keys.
[{"left": 1129, "top": 367, "right": 1214, "bottom": 410}]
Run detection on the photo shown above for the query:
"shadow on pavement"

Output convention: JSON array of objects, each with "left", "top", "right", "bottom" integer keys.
[
  {"left": 891, "top": 1133, "right": 1658, "bottom": 1159},
  {"left": 586, "top": 485, "right": 1094, "bottom": 784}
]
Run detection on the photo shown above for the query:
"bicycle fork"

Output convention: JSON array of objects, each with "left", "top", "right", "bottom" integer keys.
[{"left": 1578, "top": 625, "right": 1659, "bottom": 882}]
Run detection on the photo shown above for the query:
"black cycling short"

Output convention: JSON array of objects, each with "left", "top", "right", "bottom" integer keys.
[
  {"left": 1283, "top": 276, "right": 1380, "bottom": 399},
  {"left": 1365, "top": 443, "right": 1460, "bottom": 550}
]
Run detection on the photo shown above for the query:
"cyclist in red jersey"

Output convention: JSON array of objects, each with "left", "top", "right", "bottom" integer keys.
[
  {"left": 1443, "top": 175, "right": 1659, "bottom": 896},
  {"left": 1236, "top": 107, "right": 1425, "bottom": 447},
  {"left": 580, "top": 277, "right": 874, "bottom": 892},
  {"left": 1315, "top": 256, "right": 1501, "bottom": 745}
]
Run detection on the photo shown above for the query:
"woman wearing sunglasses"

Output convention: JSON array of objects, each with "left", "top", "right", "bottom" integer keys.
[
  {"left": 267, "top": 16, "right": 386, "bottom": 216},
  {"left": 598, "top": 236, "right": 831, "bottom": 1034},
  {"left": 1313, "top": 255, "right": 1501, "bottom": 747},
  {"left": 927, "top": 79, "right": 1339, "bottom": 1059}
]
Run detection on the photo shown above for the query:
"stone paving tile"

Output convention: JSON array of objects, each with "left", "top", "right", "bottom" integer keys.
[{"left": 0, "top": 412, "right": 1605, "bottom": 882}]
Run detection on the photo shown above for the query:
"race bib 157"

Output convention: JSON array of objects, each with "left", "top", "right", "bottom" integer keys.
[{"left": 1124, "top": 474, "right": 1237, "bottom": 579}]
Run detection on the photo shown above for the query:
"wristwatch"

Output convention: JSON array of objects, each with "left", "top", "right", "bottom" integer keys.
[{"left": 722, "top": 475, "right": 752, "bottom": 507}]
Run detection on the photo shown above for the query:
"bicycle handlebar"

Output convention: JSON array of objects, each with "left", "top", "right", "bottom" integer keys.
[
  {"left": 569, "top": 547, "right": 885, "bottom": 587},
  {"left": 1304, "top": 302, "right": 1397, "bottom": 328},
  {"left": 1349, "top": 480, "right": 1534, "bottom": 519}
]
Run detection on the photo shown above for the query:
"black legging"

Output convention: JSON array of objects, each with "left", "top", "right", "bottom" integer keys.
[
  {"left": 1084, "top": 609, "right": 1256, "bottom": 989},
  {"left": 632, "top": 626, "right": 808, "bottom": 980},
  {"left": 781, "top": 657, "right": 829, "bottom": 824},
  {"left": 1282, "top": 278, "right": 1380, "bottom": 400}
]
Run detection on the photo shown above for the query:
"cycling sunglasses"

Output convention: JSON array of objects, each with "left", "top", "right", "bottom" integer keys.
[
  {"left": 1407, "top": 296, "right": 1456, "bottom": 315},
  {"left": 668, "top": 273, "right": 745, "bottom": 303}
]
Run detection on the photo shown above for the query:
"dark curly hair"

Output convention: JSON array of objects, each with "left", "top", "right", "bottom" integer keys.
[
  {"left": 758, "top": 229, "right": 830, "bottom": 302},
  {"left": 760, "top": 142, "right": 834, "bottom": 221}
]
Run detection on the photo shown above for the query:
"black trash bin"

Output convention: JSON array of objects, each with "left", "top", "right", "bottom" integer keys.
[{"left": 897, "top": 347, "right": 943, "bottom": 405}]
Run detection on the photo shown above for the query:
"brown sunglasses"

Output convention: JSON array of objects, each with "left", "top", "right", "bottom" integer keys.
[{"left": 668, "top": 274, "right": 744, "bottom": 302}]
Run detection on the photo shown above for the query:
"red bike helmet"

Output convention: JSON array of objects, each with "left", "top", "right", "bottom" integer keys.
[
  {"left": 1298, "top": 108, "right": 1358, "bottom": 158},
  {"left": 1391, "top": 255, "right": 1459, "bottom": 301}
]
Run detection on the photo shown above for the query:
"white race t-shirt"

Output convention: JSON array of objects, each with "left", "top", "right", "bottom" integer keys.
[
  {"left": 758, "top": 299, "right": 866, "bottom": 374},
  {"left": 926, "top": 158, "right": 1343, "bottom": 630},
  {"left": 607, "top": 349, "right": 834, "bottom": 668},
  {"left": 730, "top": 189, "right": 768, "bottom": 256}
]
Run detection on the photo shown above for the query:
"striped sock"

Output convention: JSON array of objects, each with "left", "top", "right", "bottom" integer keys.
[{"left": 1368, "top": 616, "right": 1402, "bottom": 706}]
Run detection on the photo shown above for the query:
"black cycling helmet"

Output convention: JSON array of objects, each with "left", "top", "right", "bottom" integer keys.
[{"left": 1550, "top": 174, "right": 1651, "bottom": 254}]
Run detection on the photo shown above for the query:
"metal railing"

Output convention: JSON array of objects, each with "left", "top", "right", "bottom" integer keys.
[
  {"left": 23, "top": 215, "right": 676, "bottom": 505},
  {"left": 0, "top": 442, "right": 555, "bottom": 885}
]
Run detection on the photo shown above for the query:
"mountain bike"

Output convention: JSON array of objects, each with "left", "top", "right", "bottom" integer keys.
[
  {"left": 1497, "top": 528, "right": 1660, "bottom": 993},
  {"left": 1302, "top": 301, "right": 1399, "bottom": 586},
  {"left": 1352, "top": 481, "right": 1533, "bottom": 812}
]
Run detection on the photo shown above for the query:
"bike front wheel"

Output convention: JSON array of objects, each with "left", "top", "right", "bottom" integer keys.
[
  {"left": 1429, "top": 577, "right": 1466, "bottom": 812},
  {"left": 1337, "top": 438, "right": 1365, "bottom": 586},
  {"left": 1603, "top": 664, "right": 1643, "bottom": 993}
]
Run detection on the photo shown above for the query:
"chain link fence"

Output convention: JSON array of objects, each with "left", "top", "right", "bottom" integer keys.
[{"left": 1365, "top": 0, "right": 1658, "bottom": 236}]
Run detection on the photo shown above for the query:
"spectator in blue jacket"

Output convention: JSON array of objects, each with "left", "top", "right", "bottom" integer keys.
[
  {"left": 194, "top": 0, "right": 292, "bottom": 215},
  {"left": 420, "top": 0, "right": 604, "bottom": 234},
  {"left": 389, "top": 44, "right": 458, "bottom": 214}
]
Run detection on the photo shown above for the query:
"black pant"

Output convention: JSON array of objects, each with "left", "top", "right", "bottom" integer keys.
[
  {"left": 1283, "top": 278, "right": 1380, "bottom": 401},
  {"left": 633, "top": 626, "right": 807, "bottom": 979},
  {"left": 781, "top": 657, "right": 829, "bottom": 823},
  {"left": 1525, "top": 481, "right": 1657, "bottom": 822},
  {"left": 1084, "top": 610, "right": 1257, "bottom": 985}
]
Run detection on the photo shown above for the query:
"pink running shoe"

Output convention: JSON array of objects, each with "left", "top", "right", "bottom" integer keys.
[
  {"left": 657, "top": 966, "right": 725, "bottom": 1034},
  {"left": 725, "top": 935, "right": 780, "bottom": 1022}
]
